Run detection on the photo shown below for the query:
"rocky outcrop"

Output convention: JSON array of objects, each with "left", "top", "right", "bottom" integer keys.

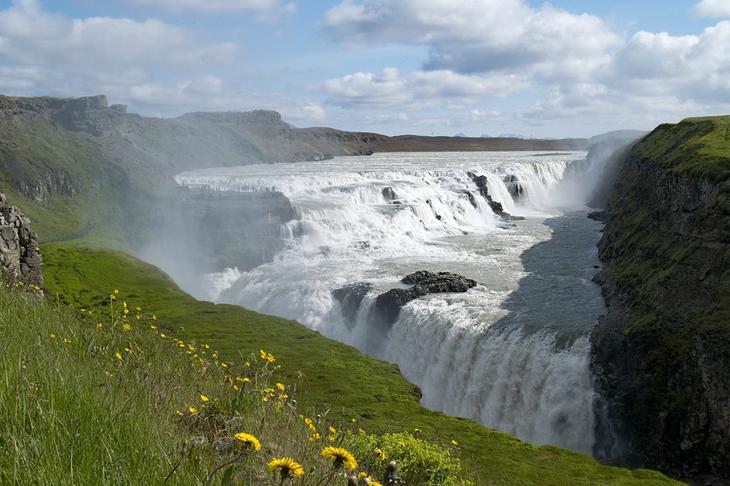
[
  {"left": 591, "top": 118, "right": 730, "bottom": 482},
  {"left": 332, "top": 282, "right": 372, "bottom": 325},
  {"left": 467, "top": 171, "right": 524, "bottom": 221},
  {"left": 0, "top": 193, "right": 43, "bottom": 292},
  {"left": 374, "top": 271, "right": 477, "bottom": 326}
]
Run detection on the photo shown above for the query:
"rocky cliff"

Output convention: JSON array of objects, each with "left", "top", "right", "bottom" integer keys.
[
  {"left": 0, "top": 193, "right": 43, "bottom": 292},
  {"left": 591, "top": 117, "right": 730, "bottom": 482}
]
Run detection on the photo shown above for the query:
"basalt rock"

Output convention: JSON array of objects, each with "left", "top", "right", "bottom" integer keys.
[
  {"left": 374, "top": 271, "right": 477, "bottom": 326},
  {"left": 503, "top": 174, "right": 526, "bottom": 200},
  {"left": 332, "top": 282, "right": 373, "bottom": 326},
  {"left": 591, "top": 119, "right": 730, "bottom": 482},
  {"left": 381, "top": 187, "right": 398, "bottom": 202},
  {"left": 0, "top": 193, "right": 43, "bottom": 293},
  {"left": 466, "top": 171, "right": 524, "bottom": 221}
]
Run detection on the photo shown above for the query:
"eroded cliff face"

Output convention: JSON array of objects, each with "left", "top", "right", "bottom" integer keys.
[
  {"left": 591, "top": 118, "right": 730, "bottom": 481},
  {"left": 0, "top": 193, "right": 43, "bottom": 292}
]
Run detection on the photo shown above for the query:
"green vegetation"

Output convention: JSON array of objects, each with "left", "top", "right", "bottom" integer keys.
[
  {"left": 0, "top": 286, "right": 468, "bottom": 485},
  {"left": 635, "top": 116, "right": 730, "bottom": 181},
  {"left": 34, "top": 242, "right": 682, "bottom": 485}
]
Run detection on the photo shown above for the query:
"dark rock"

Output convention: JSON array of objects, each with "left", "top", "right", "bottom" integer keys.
[
  {"left": 591, "top": 123, "right": 730, "bottom": 481},
  {"left": 588, "top": 210, "right": 608, "bottom": 222},
  {"left": 503, "top": 174, "right": 526, "bottom": 199},
  {"left": 374, "top": 286, "right": 428, "bottom": 326},
  {"left": 401, "top": 270, "right": 477, "bottom": 292},
  {"left": 466, "top": 171, "right": 524, "bottom": 221},
  {"left": 460, "top": 190, "right": 478, "bottom": 208},
  {"left": 0, "top": 193, "right": 43, "bottom": 294},
  {"left": 332, "top": 282, "right": 373, "bottom": 325},
  {"left": 374, "top": 271, "right": 477, "bottom": 326},
  {"left": 382, "top": 187, "right": 398, "bottom": 202}
]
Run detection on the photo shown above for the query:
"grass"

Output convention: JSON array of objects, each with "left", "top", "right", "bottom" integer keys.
[
  {"left": 34, "top": 241, "right": 684, "bottom": 486},
  {"left": 0, "top": 286, "right": 472, "bottom": 485}
]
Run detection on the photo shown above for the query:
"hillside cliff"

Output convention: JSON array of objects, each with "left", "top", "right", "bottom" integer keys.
[{"left": 591, "top": 117, "right": 730, "bottom": 481}]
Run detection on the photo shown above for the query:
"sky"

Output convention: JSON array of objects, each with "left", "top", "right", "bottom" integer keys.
[{"left": 0, "top": 0, "right": 729, "bottom": 137}]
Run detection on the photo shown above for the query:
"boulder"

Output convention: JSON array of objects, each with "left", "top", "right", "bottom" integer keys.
[
  {"left": 332, "top": 282, "right": 372, "bottom": 325},
  {"left": 381, "top": 186, "right": 398, "bottom": 202},
  {"left": 0, "top": 193, "right": 43, "bottom": 294}
]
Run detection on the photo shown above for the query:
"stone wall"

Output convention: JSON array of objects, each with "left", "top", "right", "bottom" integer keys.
[{"left": 0, "top": 193, "right": 43, "bottom": 292}]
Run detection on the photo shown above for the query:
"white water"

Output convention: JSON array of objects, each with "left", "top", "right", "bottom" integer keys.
[{"left": 176, "top": 151, "right": 606, "bottom": 453}]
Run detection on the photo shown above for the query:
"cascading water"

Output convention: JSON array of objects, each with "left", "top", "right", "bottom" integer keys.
[{"left": 175, "top": 151, "right": 606, "bottom": 454}]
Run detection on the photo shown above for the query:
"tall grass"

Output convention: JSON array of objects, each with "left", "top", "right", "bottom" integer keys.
[{"left": 0, "top": 288, "right": 468, "bottom": 485}]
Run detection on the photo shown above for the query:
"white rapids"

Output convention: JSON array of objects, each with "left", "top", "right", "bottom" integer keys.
[{"left": 175, "top": 151, "right": 607, "bottom": 454}]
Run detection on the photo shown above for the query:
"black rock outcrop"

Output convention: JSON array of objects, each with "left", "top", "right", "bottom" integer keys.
[
  {"left": 374, "top": 271, "right": 477, "bottom": 326},
  {"left": 466, "top": 171, "right": 524, "bottom": 221},
  {"left": 332, "top": 282, "right": 373, "bottom": 325}
]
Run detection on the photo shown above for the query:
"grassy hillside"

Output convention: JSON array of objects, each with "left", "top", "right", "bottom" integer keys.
[{"left": 35, "top": 242, "right": 682, "bottom": 485}]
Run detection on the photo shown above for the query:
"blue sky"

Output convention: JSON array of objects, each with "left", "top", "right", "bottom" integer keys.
[{"left": 1, "top": 0, "right": 729, "bottom": 137}]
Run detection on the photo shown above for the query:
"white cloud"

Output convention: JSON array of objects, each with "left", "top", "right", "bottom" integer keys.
[
  {"left": 125, "top": 0, "right": 296, "bottom": 13},
  {"left": 0, "top": 0, "right": 236, "bottom": 69},
  {"left": 324, "top": 0, "right": 620, "bottom": 80},
  {"left": 323, "top": 68, "right": 523, "bottom": 108},
  {"left": 695, "top": 0, "right": 730, "bottom": 17}
]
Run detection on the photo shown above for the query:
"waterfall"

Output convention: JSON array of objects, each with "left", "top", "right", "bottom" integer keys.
[{"left": 175, "top": 151, "right": 605, "bottom": 454}]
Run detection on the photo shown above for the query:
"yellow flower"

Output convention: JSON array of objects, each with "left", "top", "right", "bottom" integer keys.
[
  {"left": 451, "top": 440, "right": 458, "bottom": 446},
  {"left": 175, "top": 410, "right": 184, "bottom": 417},
  {"left": 309, "top": 433, "right": 321, "bottom": 442},
  {"left": 320, "top": 446, "right": 357, "bottom": 471},
  {"left": 358, "top": 472, "right": 368, "bottom": 480},
  {"left": 233, "top": 432, "right": 261, "bottom": 451},
  {"left": 374, "top": 447, "right": 386, "bottom": 460},
  {"left": 371, "top": 482, "right": 383, "bottom": 486},
  {"left": 114, "top": 352, "right": 123, "bottom": 361},
  {"left": 187, "top": 406, "right": 198, "bottom": 414},
  {"left": 95, "top": 322, "right": 103, "bottom": 330},
  {"left": 122, "top": 323, "right": 132, "bottom": 332},
  {"left": 160, "top": 333, "right": 166, "bottom": 338},
  {"left": 328, "top": 426, "right": 337, "bottom": 434},
  {"left": 276, "top": 383, "right": 285, "bottom": 392},
  {"left": 267, "top": 457, "right": 304, "bottom": 478},
  {"left": 200, "top": 394, "right": 209, "bottom": 402},
  {"left": 113, "top": 289, "right": 119, "bottom": 295}
]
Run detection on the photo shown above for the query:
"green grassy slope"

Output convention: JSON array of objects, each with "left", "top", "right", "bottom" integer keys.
[{"left": 40, "top": 242, "right": 682, "bottom": 486}]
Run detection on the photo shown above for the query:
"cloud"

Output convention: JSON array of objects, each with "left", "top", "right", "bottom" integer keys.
[
  {"left": 321, "top": 0, "right": 730, "bottom": 133},
  {"left": 323, "top": 68, "right": 523, "bottom": 108},
  {"left": 0, "top": 0, "right": 236, "bottom": 69},
  {"left": 695, "top": 0, "right": 730, "bottom": 17},
  {"left": 324, "top": 0, "right": 620, "bottom": 80},
  {"left": 125, "top": 0, "right": 296, "bottom": 14}
]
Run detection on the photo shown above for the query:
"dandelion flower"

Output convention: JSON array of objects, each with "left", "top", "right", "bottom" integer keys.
[
  {"left": 233, "top": 432, "right": 261, "bottom": 451},
  {"left": 276, "top": 383, "right": 285, "bottom": 392},
  {"left": 122, "top": 323, "right": 132, "bottom": 332},
  {"left": 321, "top": 446, "right": 357, "bottom": 471},
  {"left": 451, "top": 440, "right": 458, "bottom": 446},
  {"left": 200, "top": 395, "right": 209, "bottom": 402},
  {"left": 114, "top": 352, "right": 123, "bottom": 361},
  {"left": 267, "top": 457, "right": 304, "bottom": 478},
  {"left": 175, "top": 410, "right": 184, "bottom": 417},
  {"left": 374, "top": 447, "right": 386, "bottom": 460},
  {"left": 188, "top": 406, "right": 198, "bottom": 414},
  {"left": 113, "top": 289, "right": 119, "bottom": 295}
]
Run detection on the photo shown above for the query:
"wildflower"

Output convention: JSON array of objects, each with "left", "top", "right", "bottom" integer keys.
[
  {"left": 114, "top": 352, "right": 123, "bottom": 361},
  {"left": 451, "top": 440, "right": 458, "bottom": 446},
  {"left": 160, "top": 333, "right": 167, "bottom": 339},
  {"left": 321, "top": 446, "right": 357, "bottom": 471},
  {"left": 187, "top": 406, "right": 198, "bottom": 414},
  {"left": 374, "top": 447, "right": 386, "bottom": 460},
  {"left": 328, "top": 426, "right": 337, "bottom": 434},
  {"left": 175, "top": 410, "right": 184, "bottom": 417},
  {"left": 309, "top": 433, "right": 321, "bottom": 442},
  {"left": 149, "top": 325, "right": 157, "bottom": 330},
  {"left": 267, "top": 457, "right": 304, "bottom": 479},
  {"left": 113, "top": 289, "right": 119, "bottom": 295},
  {"left": 122, "top": 323, "right": 132, "bottom": 332},
  {"left": 135, "top": 306, "right": 141, "bottom": 312},
  {"left": 414, "top": 428, "right": 422, "bottom": 433},
  {"left": 49, "top": 333, "right": 56, "bottom": 339},
  {"left": 276, "top": 383, "right": 285, "bottom": 392},
  {"left": 233, "top": 432, "right": 261, "bottom": 451},
  {"left": 63, "top": 338, "right": 71, "bottom": 345},
  {"left": 96, "top": 322, "right": 103, "bottom": 330},
  {"left": 200, "top": 395, "right": 209, "bottom": 403}
]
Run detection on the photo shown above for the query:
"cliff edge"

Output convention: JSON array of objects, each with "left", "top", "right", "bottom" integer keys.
[{"left": 591, "top": 117, "right": 730, "bottom": 482}]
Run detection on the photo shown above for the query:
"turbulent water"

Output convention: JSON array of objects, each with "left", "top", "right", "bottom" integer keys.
[{"left": 175, "top": 151, "right": 607, "bottom": 453}]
